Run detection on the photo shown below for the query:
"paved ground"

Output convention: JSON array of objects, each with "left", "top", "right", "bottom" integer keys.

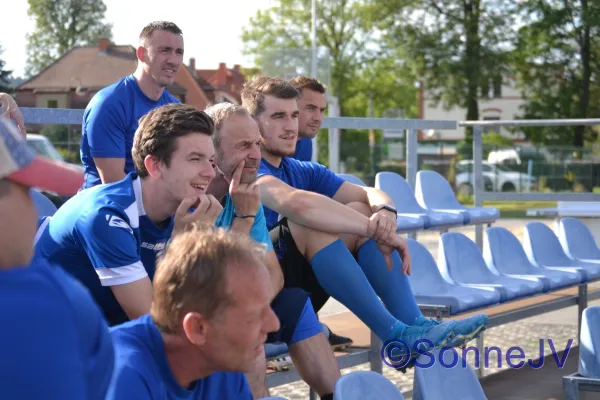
[{"left": 267, "top": 218, "right": 600, "bottom": 399}]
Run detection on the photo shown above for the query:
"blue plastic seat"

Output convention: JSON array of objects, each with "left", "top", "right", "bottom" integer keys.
[
  {"left": 579, "top": 306, "right": 600, "bottom": 378},
  {"left": 31, "top": 190, "right": 57, "bottom": 217},
  {"left": 522, "top": 222, "right": 600, "bottom": 281},
  {"left": 337, "top": 173, "right": 367, "bottom": 186},
  {"left": 415, "top": 170, "right": 500, "bottom": 225},
  {"left": 375, "top": 171, "right": 464, "bottom": 230},
  {"left": 334, "top": 371, "right": 404, "bottom": 400},
  {"left": 484, "top": 226, "right": 582, "bottom": 291},
  {"left": 438, "top": 232, "right": 545, "bottom": 302},
  {"left": 558, "top": 217, "right": 600, "bottom": 262},
  {"left": 265, "top": 342, "right": 288, "bottom": 359},
  {"left": 413, "top": 348, "right": 487, "bottom": 400},
  {"left": 407, "top": 239, "right": 500, "bottom": 314}
]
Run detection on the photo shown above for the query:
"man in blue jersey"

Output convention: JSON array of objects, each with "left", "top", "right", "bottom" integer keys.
[
  {"left": 241, "top": 77, "right": 488, "bottom": 365},
  {"left": 0, "top": 112, "right": 114, "bottom": 399},
  {"left": 205, "top": 102, "right": 341, "bottom": 399},
  {"left": 107, "top": 226, "right": 279, "bottom": 399},
  {"left": 80, "top": 20, "right": 183, "bottom": 189},
  {"left": 35, "top": 104, "right": 221, "bottom": 327},
  {"left": 288, "top": 75, "right": 327, "bottom": 162}
]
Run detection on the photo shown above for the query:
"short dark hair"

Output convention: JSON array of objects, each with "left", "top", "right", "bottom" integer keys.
[
  {"left": 139, "top": 21, "right": 182, "bottom": 42},
  {"left": 132, "top": 104, "right": 214, "bottom": 178},
  {"left": 241, "top": 76, "right": 299, "bottom": 117},
  {"left": 289, "top": 75, "right": 326, "bottom": 94}
]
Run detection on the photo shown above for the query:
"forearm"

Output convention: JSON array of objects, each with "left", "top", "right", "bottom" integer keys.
[
  {"left": 230, "top": 216, "right": 255, "bottom": 236},
  {"left": 265, "top": 250, "right": 284, "bottom": 295},
  {"left": 364, "top": 187, "right": 395, "bottom": 212}
]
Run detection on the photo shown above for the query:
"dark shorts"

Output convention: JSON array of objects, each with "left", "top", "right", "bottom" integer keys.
[
  {"left": 267, "top": 287, "right": 316, "bottom": 344},
  {"left": 272, "top": 217, "right": 330, "bottom": 313}
]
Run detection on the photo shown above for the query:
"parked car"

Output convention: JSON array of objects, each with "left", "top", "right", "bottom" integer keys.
[{"left": 455, "top": 160, "right": 536, "bottom": 196}]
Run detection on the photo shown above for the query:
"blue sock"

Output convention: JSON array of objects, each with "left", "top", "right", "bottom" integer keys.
[
  {"left": 310, "top": 239, "right": 400, "bottom": 341},
  {"left": 356, "top": 239, "right": 422, "bottom": 325}
]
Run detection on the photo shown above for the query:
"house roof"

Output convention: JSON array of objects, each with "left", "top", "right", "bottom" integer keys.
[{"left": 17, "top": 42, "right": 186, "bottom": 94}]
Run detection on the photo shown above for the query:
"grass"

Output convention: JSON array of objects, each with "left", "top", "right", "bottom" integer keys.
[{"left": 459, "top": 200, "right": 558, "bottom": 219}]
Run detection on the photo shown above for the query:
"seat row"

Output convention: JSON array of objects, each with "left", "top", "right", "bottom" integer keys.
[
  {"left": 338, "top": 171, "right": 500, "bottom": 233},
  {"left": 409, "top": 218, "right": 600, "bottom": 315}
]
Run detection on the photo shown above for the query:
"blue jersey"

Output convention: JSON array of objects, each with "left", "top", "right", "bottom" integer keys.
[
  {"left": 80, "top": 74, "right": 180, "bottom": 189},
  {"left": 257, "top": 157, "right": 345, "bottom": 230},
  {"left": 107, "top": 315, "right": 252, "bottom": 400},
  {"left": 293, "top": 138, "right": 313, "bottom": 161},
  {"left": 34, "top": 173, "right": 173, "bottom": 326},
  {"left": 215, "top": 194, "right": 273, "bottom": 251},
  {"left": 0, "top": 260, "right": 114, "bottom": 399}
]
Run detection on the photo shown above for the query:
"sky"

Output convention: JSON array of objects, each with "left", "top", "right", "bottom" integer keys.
[{"left": 0, "top": 0, "right": 275, "bottom": 78}]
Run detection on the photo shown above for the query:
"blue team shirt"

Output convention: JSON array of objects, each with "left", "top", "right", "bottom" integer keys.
[
  {"left": 80, "top": 74, "right": 180, "bottom": 189},
  {"left": 34, "top": 173, "right": 173, "bottom": 326},
  {"left": 293, "top": 138, "right": 313, "bottom": 161},
  {"left": 0, "top": 260, "right": 114, "bottom": 399},
  {"left": 107, "top": 315, "right": 252, "bottom": 400},
  {"left": 257, "top": 157, "right": 345, "bottom": 230},
  {"left": 215, "top": 194, "right": 273, "bottom": 251}
]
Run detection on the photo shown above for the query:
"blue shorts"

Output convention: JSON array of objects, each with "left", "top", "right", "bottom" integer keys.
[{"left": 268, "top": 288, "right": 322, "bottom": 345}]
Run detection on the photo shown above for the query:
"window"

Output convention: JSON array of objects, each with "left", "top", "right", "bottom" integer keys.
[{"left": 46, "top": 100, "right": 58, "bottom": 108}]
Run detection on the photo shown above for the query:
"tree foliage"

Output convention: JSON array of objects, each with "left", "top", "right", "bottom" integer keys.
[
  {"left": 511, "top": 0, "right": 600, "bottom": 147},
  {"left": 0, "top": 44, "right": 13, "bottom": 93},
  {"left": 25, "top": 0, "right": 112, "bottom": 77}
]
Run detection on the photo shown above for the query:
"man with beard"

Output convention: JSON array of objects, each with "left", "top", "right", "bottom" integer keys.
[
  {"left": 80, "top": 21, "right": 183, "bottom": 189},
  {"left": 288, "top": 76, "right": 326, "bottom": 162},
  {"left": 204, "top": 102, "right": 341, "bottom": 399}
]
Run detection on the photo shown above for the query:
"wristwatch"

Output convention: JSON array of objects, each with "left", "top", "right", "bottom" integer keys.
[{"left": 375, "top": 204, "right": 398, "bottom": 218}]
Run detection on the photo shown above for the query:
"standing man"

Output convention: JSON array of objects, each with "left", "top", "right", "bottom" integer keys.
[
  {"left": 80, "top": 21, "right": 183, "bottom": 189},
  {"left": 0, "top": 114, "right": 114, "bottom": 399},
  {"left": 288, "top": 76, "right": 326, "bottom": 162}
]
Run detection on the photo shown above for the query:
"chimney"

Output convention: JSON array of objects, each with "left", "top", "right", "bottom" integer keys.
[
  {"left": 98, "top": 38, "right": 111, "bottom": 52},
  {"left": 189, "top": 58, "right": 196, "bottom": 77},
  {"left": 216, "top": 62, "right": 227, "bottom": 86}
]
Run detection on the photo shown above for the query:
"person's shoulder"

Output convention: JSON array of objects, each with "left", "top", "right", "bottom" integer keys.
[
  {"left": 86, "top": 76, "right": 132, "bottom": 109},
  {"left": 199, "top": 371, "right": 251, "bottom": 398}
]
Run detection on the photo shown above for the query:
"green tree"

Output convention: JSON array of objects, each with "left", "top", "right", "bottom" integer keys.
[
  {"left": 390, "top": 0, "right": 514, "bottom": 140},
  {"left": 25, "top": 0, "right": 112, "bottom": 77},
  {"left": 511, "top": 0, "right": 600, "bottom": 148},
  {"left": 0, "top": 44, "right": 13, "bottom": 93},
  {"left": 241, "top": 0, "right": 406, "bottom": 116}
]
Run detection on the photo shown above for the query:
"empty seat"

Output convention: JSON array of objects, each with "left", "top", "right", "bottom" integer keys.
[
  {"left": 337, "top": 173, "right": 367, "bottom": 186},
  {"left": 407, "top": 239, "right": 500, "bottom": 314},
  {"left": 484, "top": 226, "right": 582, "bottom": 291},
  {"left": 415, "top": 170, "right": 500, "bottom": 225},
  {"left": 31, "top": 190, "right": 57, "bottom": 217},
  {"left": 375, "top": 171, "right": 464, "bottom": 230},
  {"left": 438, "top": 232, "right": 545, "bottom": 302},
  {"left": 558, "top": 217, "right": 600, "bottom": 262},
  {"left": 522, "top": 222, "right": 600, "bottom": 281},
  {"left": 413, "top": 348, "right": 487, "bottom": 400},
  {"left": 579, "top": 306, "right": 600, "bottom": 378},
  {"left": 265, "top": 342, "right": 288, "bottom": 360},
  {"left": 334, "top": 371, "right": 404, "bottom": 400}
]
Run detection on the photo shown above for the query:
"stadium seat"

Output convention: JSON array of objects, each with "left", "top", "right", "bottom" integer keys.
[
  {"left": 337, "top": 173, "right": 367, "bottom": 186},
  {"left": 522, "top": 222, "right": 600, "bottom": 281},
  {"left": 558, "top": 217, "right": 600, "bottom": 262},
  {"left": 407, "top": 238, "right": 500, "bottom": 314},
  {"left": 438, "top": 232, "right": 545, "bottom": 302},
  {"left": 333, "top": 371, "right": 404, "bottom": 400},
  {"left": 415, "top": 170, "right": 500, "bottom": 225},
  {"left": 31, "top": 189, "right": 57, "bottom": 217},
  {"left": 413, "top": 348, "right": 487, "bottom": 400},
  {"left": 579, "top": 306, "right": 600, "bottom": 378},
  {"left": 375, "top": 171, "right": 464, "bottom": 230},
  {"left": 484, "top": 226, "right": 582, "bottom": 291}
]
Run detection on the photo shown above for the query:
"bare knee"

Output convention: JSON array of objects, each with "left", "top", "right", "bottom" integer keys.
[{"left": 345, "top": 201, "right": 372, "bottom": 217}]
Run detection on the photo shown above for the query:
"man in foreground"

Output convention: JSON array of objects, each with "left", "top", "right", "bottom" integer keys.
[
  {"left": 241, "top": 76, "right": 487, "bottom": 362},
  {"left": 80, "top": 20, "right": 183, "bottom": 189},
  {"left": 107, "top": 225, "right": 279, "bottom": 399},
  {"left": 205, "top": 102, "right": 341, "bottom": 398},
  {"left": 0, "top": 112, "right": 114, "bottom": 399}
]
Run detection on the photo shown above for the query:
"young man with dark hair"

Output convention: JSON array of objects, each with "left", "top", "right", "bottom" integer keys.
[
  {"left": 80, "top": 21, "right": 184, "bottom": 189},
  {"left": 288, "top": 75, "right": 327, "bottom": 162},
  {"left": 0, "top": 113, "right": 114, "bottom": 399},
  {"left": 241, "top": 76, "right": 488, "bottom": 365}
]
